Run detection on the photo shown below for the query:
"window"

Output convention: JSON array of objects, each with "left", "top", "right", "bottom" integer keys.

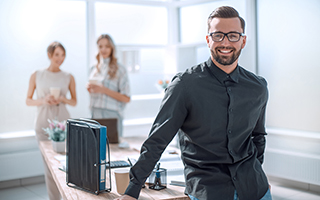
[
  {"left": 0, "top": 0, "right": 87, "bottom": 132},
  {"left": 95, "top": 2, "right": 168, "bottom": 45},
  {"left": 180, "top": 0, "right": 246, "bottom": 44}
]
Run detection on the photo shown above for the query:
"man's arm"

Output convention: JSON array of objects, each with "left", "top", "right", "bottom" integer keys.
[
  {"left": 252, "top": 103, "right": 267, "bottom": 164},
  {"left": 122, "top": 74, "right": 189, "bottom": 199}
]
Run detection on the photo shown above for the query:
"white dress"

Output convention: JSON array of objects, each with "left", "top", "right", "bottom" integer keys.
[{"left": 35, "top": 68, "right": 71, "bottom": 141}]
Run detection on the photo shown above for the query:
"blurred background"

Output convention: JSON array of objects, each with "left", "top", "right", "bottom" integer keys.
[{"left": 0, "top": 0, "right": 319, "bottom": 194}]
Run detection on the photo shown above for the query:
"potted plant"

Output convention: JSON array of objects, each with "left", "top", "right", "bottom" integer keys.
[
  {"left": 43, "top": 119, "right": 66, "bottom": 153},
  {"left": 156, "top": 79, "right": 170, "bottom": 93}
]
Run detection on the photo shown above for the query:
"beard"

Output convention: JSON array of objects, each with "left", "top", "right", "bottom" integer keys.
[{"left": 211, "top": 47, "right": 242, "bottom": 66}]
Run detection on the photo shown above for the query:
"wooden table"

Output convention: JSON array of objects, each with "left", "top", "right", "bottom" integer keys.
[{"left": 39, "top": 137, "right": 189, "bottom": 200}]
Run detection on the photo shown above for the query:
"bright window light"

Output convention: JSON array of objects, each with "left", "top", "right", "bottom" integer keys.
[{"left": 95, "top": 2, "right": 168, "bottom": 45}]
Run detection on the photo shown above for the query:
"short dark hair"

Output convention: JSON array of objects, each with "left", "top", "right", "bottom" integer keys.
[{"left": 207, "top": 6, "right": 245, "bottom": 33}]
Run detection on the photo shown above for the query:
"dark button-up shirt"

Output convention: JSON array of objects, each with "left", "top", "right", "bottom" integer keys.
[{"left": 125, "top": 58, "right": 269, "bottom": 200}]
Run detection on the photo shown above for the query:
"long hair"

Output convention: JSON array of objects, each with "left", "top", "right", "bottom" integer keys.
[
  {"left": 47, "top": 41, "right": 66, "bottom": 57},
  {"left": 96, "top": 34, "right": 118, "bottom": 79},
  {"left": 207, "top": 6, "right": 245, "bottom": 33}
]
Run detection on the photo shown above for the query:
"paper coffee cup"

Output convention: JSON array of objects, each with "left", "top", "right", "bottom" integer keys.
[
  {"left": 88, "top": 79, "right": 99, "bottom": 85},
  {"left": 50, "top": 87, "right": 60, "bottom": 99},
  {"left": 114, "top": 168, "right": 130, "bottom": 195}
]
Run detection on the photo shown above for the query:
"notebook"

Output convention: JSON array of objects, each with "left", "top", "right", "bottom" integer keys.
[{"left": 91, "top": 118, "right": 119, "bottom": 144}]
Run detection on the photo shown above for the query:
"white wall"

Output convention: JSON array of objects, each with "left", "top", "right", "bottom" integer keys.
[
  {"left": 257, "top": 0, "right": 320, "bottom": 186},
  {"left": 257, "top": 0, "right": 320, "bottom": 132},
  {"left": 0, "top": 132, "right": 44, "bottom": 182}
]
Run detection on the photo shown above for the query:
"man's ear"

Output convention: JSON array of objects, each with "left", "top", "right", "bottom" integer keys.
[
  {"left": 206, "top": 35, "right": 210, "bottom": 47},
  {"left": 241, "top": 35, "right": 247, "bottom": 49}
]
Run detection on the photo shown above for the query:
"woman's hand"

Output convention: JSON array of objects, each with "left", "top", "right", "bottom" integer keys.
[
  {"left": 114, "top": 195, "right": 136, "bottom": 200},
  {"left": 87, "top": 83, "right": 104, "bottom": 94},
  {"left": 86, "top": 83, "right": 91, "bottom": 93},
  {"left": 43, "top": 94, "right": 60, "bottom": 105},
  {"left": 58, "top": 95, "right": 67, "bottom": 104},
  {"left": 86, "top": 82, "right": 130, "bottom": 103}
]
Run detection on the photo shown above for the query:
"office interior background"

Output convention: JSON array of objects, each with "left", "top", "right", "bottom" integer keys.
[{"left": 0, "top": 0, "right": 319, "bottom": 195}]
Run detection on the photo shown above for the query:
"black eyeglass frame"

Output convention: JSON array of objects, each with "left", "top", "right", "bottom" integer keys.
[{"left": 208, "top": 31, "right": 245, "bottom": 42}]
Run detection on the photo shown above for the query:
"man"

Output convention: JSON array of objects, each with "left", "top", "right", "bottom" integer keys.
[{"left": 115, "top": 6, "right": 271, "bottom": 200}]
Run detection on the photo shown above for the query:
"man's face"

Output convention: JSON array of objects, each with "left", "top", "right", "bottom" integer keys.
[{"left": 206, "top": 17, "right": 246, "bottom": 66}]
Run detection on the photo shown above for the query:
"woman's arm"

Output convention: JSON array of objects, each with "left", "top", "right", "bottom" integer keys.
[
  {"left": 60, "top": 75, "right": 77, "bottom": 106},
  {"left": 101, "top": 85, "right": 130, "bottom": 103},
  {"left": 87, "top": 83, "right": 130, "bottom": 103},
  {"left": 26, "top": 72, "right": 57, "bottom": 106}
]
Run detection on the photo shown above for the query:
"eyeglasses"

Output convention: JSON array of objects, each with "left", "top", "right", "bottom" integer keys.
[{"left": 208, "top": 31, "right": 244, "bottom": 42}]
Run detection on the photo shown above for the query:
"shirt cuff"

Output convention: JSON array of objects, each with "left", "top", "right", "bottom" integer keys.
[{"left": 124, "top": 181, "right": 143, "bottom": 199}]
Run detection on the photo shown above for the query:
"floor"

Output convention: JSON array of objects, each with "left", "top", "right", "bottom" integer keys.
[
  {"left": 0, "top": 183, "right": 48, "bottom": 200},
  {"left": 270, "top": 180, "right": 320, "bottom": 200},
  {"left": 0, "top": 179, "right": 320, "bottom": 200}
]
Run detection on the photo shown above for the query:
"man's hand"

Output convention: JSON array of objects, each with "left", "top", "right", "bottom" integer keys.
[{"left": 114, "top": 194, "right": 136, "bottom": 200}]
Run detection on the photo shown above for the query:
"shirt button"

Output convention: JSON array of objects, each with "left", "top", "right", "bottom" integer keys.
[
  {"left": 229, "top": 108, "right": 233, "bottom": 112},
  {"left": 228, "top": 130, "right": 232, "bottom": 134},
  {"left": 233, "top": 177, "right": 237, "bottom": 181},
  {"left": 229, "top": 150, "right": 233, "bottom": 154},
  {"left": 228, "top": 88, "right": 231, "bottom": 92}
]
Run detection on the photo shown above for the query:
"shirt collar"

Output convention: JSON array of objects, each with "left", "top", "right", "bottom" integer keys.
[
  {"left": 206, "top": 58, "right": 239, "bottom": 84},
  {"left": 102, "top": 57, "right": 110, "bottom": 64}
]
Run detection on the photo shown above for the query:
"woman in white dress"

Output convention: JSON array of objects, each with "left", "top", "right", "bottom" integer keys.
[
  {"left": 87, "top": 34, "right": 130, "bottom": 137},
  {"left": 26, "top": 41, "right": 77, "bottom": 200}
]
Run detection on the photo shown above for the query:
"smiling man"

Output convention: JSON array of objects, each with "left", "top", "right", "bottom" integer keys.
[
  {"left": 115, "top": 6, "right": 271, "bottom": 200},
  {"left": 207, "top": 16, "right": 246, "bottom": 73}
]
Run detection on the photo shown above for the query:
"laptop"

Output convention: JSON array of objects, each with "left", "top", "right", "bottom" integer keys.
[{"left": 91, "top": 118, "right": 119, "bottom": 144}]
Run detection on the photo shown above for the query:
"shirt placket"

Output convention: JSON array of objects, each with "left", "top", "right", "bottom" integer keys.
[
  {"left": 225, "top": 77, "right": 239, "bottom": 186},
  {"left": 224, "top": 77, "right": 235, "bottom": 158}
]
